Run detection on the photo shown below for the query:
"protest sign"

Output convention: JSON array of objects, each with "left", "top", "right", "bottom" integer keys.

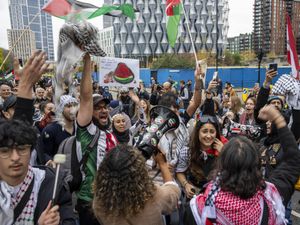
[{"left": 99, "top": 57, "right": 139, "bottom": 87}]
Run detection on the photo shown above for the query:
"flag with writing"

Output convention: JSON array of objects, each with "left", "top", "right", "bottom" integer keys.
[
  {"left": 166, "top": 0, "right": 182, "bottom": 48},
  {"left": 286, "top": 14, "right": 300, "bottom": 80}
]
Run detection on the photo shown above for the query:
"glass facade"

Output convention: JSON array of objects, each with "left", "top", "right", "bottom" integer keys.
[{"left": 8, "top": 0, "right": 54, "bottom": 60}]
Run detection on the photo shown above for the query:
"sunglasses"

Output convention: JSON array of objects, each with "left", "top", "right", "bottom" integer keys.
[{"left": 198, "top": 115, "right": 219, "bottom": 124}]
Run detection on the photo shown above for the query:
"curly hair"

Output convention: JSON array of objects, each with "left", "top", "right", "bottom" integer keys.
[
  {"left": 0, "top": 119, "right": 37, "bottom": 148},
  {"left": 93, "top": 145, "right": 156, "bottom": 218},
  {"left": 213, "top": 136, "right": 265, "bottom": 199},
  {"left": 189, "top": 119, "right": 221, "bottom": 183}
]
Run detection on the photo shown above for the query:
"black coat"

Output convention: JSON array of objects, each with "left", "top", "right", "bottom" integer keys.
[{"left": 33, "top": 166, "right": 76, "bottom": 224}]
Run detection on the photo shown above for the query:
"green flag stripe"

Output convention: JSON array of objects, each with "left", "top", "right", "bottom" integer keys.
[
  {"left": 88, "top": 4, "right": 136, "bottom": 20},
  {"left": 173, "top": 4, "right": 181, "bottom": 15},
  {"left": 166, "top": 4, "right": 182, "bottom": 47}
]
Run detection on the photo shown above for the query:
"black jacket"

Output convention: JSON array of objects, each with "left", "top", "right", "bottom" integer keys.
[
  {"left": 254, "top": 86, "right": 270, "bottom": 125},
  {"left": 13, "top": 98, "right": 76, "bottom": 224},
  {"left": 33, "top": 166, "right": 76, "bottom": 224}
]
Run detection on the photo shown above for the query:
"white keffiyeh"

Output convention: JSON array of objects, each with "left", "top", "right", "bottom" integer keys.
[{"left": 0, "top": 166, "right": 45, "bottom": 225}]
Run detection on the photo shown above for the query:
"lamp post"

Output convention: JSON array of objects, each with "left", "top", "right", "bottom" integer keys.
[
  {"left": 216, "top": 0, "right": 219, "bottom": 71},
  {"left": 257, "top": 48, "right": 263, "bottom": 84}
]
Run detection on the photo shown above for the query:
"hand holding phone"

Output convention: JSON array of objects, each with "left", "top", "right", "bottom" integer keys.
[
  {"left": 268, "top": 63, "right": 278, "bottom": 72},
  {"left": 213, "top": 71, "right": 218, "bottom": 81}
]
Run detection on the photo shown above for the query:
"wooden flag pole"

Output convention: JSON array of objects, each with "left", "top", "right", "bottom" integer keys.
[
  {"left": 0, "top": 12, "right": 41, "bottom": 71},
  {"left": 180, "top": 1, "right": 198, "bottom": 65}
]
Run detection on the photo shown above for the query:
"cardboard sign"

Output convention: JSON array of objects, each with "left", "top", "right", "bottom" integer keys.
[{"left": 99, "top": 57, "right": 139, "bottom": 87}]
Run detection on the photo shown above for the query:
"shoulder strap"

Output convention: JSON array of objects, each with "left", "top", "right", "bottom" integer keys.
[
  {"left": 80, "top": 128, "right": 101, "bottom": 168},
  {"left": 13, "top": 178, "right": 35, "bottom": 223},
  {"left": 260, "top": 199, "right": 269, "bottom": 225}
]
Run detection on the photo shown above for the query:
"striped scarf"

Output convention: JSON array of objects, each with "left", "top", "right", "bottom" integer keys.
[{"left": 0, "top": 166, "right": 45, "bottom": 225}]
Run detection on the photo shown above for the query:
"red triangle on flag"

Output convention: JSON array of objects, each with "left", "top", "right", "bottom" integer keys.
[
  {"left": 42, "top": 0, "right": 72, "bottom": 17},
  {"left": 166, "top": 0, "right": 181, "bottom": 16}
]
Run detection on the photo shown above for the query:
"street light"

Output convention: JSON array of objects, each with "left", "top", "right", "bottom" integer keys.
[{"left": 216, "top": 0, "right": 219, "bottom": 72}]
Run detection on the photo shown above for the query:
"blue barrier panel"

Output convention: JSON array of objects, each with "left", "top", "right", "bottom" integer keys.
[
  {"left": 77, "top": 67, "right": 292, "bottom": 89},
  {"left": 140, "top": 68, "right": 151, "bottom": 87}
]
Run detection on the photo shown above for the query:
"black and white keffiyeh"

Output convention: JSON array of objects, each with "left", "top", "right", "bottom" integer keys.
[
  {"left": 0, "top": 166, "right": 45, "bottom": 225},
  {"left": 272, "top": 74, "right": 300, "bottom": 109},
  {"left": 55, "top": 21, "right": 106, "bottom": 105}
]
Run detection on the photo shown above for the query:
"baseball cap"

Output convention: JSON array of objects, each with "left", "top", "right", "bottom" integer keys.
[{"left": 93, "top": 94, "right": 110, "bottom": 106}]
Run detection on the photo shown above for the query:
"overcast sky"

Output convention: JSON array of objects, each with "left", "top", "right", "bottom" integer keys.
[{"left": 0, "top": 0, "right": 254, "bottom": 53}]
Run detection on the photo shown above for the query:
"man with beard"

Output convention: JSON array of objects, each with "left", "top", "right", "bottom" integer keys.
[
  {"left": 75, "top": 54, "right": 117, "bottom": 225},
  {"left": 38, "top": 95, "right": 78, "bottom": 162}
]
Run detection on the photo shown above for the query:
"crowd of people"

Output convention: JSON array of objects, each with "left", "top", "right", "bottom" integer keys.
[{"left": 0, "top": 50, "right": 300, "bottom": 225}]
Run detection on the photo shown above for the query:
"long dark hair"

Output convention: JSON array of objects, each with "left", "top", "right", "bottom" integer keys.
[
  {"left": 213, "top": 136, "right": 265, "bottom": 199},
  {"left": 189, "top": 118, "right": 221, "bottom": 182}
]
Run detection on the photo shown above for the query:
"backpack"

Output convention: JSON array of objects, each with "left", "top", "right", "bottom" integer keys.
[{"left": 57, "top": 128, "right": 101, "bottom": 192}]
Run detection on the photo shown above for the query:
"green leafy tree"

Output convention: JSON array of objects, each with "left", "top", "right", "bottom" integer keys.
[
  {"left": 0, "top": 48, "right": 13, "bottom": 73},
  {"left": 150, "top": 53, "right": 196, "bottom": 69}
]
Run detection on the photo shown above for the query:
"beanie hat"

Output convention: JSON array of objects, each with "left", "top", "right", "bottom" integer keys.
[
  {"left": 57, "top": 95, "right": 78, "bottom": 113},
  {"left": 267, "top": 95, "right": 284, "bottom": 107}
]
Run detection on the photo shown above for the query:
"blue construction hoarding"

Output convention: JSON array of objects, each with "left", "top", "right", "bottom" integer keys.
[
  {"left": 79, "top": 67, "right": 292, "bottom": 89},
  {"left": 140, "top": 67, "right": 292, "bottom": 88}
]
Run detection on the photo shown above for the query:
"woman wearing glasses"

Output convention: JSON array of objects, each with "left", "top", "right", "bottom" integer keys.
[{"left": 176, "top": 115, "right": 228, "bottom": 199}]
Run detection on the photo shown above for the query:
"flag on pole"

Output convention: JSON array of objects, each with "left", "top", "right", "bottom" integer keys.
[
  {"left": 42, "top": 0, "right": 98, "bottom": 20},
  {"left": 88, "top": 4, "right": 137, "bottom": 20},
  {"left": 286, "top": 14, "right": 300, "bottom": 80},
  {"left": 166, "top": 0, "right": 182, "bottom": 48}
]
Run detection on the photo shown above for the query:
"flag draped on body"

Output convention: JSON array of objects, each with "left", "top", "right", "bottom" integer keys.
[
  {"left": 286, "top": 14, "right": 300, "bottom": 80},
  {"left": 166, "top": 0, "right": 182, "bottom": 48}
]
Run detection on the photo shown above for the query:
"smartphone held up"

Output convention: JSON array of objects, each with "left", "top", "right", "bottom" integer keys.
[{"left": 268, "top": 63, "right": 278, "bottom": 72}]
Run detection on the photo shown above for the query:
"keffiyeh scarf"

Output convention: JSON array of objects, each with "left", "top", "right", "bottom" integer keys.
[
  {"left": 0, "top": 166, "right": 45, "bottom": 225},
  {"left": 190, "top": 176, "right": 286, "bottom": 225}
]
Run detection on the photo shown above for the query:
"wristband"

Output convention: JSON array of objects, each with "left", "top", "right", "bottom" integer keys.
[{"left": 263, "top": 82, "right": 271, "bottom": 89}]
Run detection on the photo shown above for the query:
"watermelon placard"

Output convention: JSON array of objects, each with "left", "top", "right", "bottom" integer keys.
[{"left": 99, "top": 57, "right": 139, "bottom": 87}]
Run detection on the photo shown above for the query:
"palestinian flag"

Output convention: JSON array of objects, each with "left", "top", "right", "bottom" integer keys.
[
  {"left": 166, "top": 0, "right": 182, "bottom": 48},
  {"left": 286, "top": 13, "right": 300, "bottom": 80},
  {"left": 88, "top": 4, "right": 137, "bottom": 20},
  {"left": 42, "top": 0, "right": 98, "bottom": 20}
]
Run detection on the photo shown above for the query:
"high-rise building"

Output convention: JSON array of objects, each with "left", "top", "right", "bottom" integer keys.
[
  {"left": 8, "top": 0, "right": 54, "bottom": 60},
  {"left": 7, "top": 29, "right": 36, "bottom": 62},
  {"left": 111, "top": 0, "right": 229, "bottom": 61},
  {"left": 99, "top": 27, "right": 115, "bottom": 57},
  {"left": 227, "top": 33, "right": 253, "bottom": 53},
  {"left": 253, "top": 0, "right": 300, "bottom": 55},
  {"left": 103, "top": 0, "right": 113, "bottom": 28}
]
